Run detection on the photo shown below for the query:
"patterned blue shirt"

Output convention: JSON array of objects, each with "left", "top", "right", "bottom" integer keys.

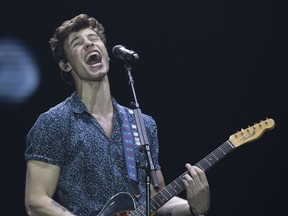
[{"left": 25, "top": 91, "right": 161, "bottom": 216}]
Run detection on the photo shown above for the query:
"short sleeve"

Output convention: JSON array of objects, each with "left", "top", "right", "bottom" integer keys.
[{"left": 25, "top": 111, "right": 69, "bottom": 167}]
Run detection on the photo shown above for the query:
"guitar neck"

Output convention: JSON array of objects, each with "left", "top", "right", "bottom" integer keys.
[
  {"left": 195, "top": 140, "right": 235, "bottom": 172},
  {"left": 134, "top": 140, "right": 236, "bottom": 216}
]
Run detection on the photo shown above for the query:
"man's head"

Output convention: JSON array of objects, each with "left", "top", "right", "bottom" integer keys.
[
  {"left": 49, "top": 14, "right": 107, "bottom": 85},
  {"left": 50, "top": 14, "right": 106, "bottom": 65}
]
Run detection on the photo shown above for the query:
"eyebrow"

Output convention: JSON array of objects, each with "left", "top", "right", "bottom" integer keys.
[
  {"left": 69, "top": 33, "right": 99, "bottom": 46},
  {"left": 69, "top": 36, "right": 80, "bottom": 46}
]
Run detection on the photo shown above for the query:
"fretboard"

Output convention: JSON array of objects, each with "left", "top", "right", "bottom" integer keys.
[{"left": 132, "top": 140, "right": 235, "bottom": 216}]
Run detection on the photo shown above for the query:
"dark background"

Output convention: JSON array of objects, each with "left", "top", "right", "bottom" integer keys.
[{"left": 1, "top": 0, "right": 287, "bottom": 215}]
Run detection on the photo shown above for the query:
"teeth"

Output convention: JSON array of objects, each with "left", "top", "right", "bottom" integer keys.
[{"left": 85, "top": 51, "right": 100, "bottom": 63}]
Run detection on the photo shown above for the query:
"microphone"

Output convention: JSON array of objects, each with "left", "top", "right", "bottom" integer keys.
[{"left": 112, "top": 45, "right": 139, "bottom": 62}]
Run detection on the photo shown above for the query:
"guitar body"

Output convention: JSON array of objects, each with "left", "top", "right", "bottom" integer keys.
[
  {"left": 96, "top": 119, "right": 275, "bottom": 216},
  {"left": 98, "top": 192, "right": 136, "bottom": 216}
]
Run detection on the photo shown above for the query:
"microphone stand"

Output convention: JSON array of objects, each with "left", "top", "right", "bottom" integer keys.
[{"left": 123, "top": 62, "right": 159, "bottom": 216}]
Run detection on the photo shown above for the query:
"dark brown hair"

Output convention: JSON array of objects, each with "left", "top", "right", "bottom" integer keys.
[{"left": 49, "top": 13, "right": 106, "bottom": 64}]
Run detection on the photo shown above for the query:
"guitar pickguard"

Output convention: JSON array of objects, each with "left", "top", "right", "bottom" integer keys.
[{"left": 98, "top": 192, "right": 136, "bottom": 216}]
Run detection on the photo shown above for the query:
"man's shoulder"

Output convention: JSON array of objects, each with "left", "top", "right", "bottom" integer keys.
[
  {"left": 47, "top": 99, "right": 71, "bottom": 115},
  {"left": 38, "top": 96, "right": 73, "bottom": 123}
]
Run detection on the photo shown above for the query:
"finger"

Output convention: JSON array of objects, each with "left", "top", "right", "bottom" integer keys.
[
  {"left": 186, "top": 164, "right": 210, "bottom": 192},
  {"left": 183, "top": 164, "right": 203, "bottom": 194},
  {"left": 182, "top": 174, "right": 196, "bottom": 195},
  {"left": 192, "top": 166, "right": 209, "bottom": 185},
  {"left": 186, "top": 164, "right": 201, "bottom": 183}
]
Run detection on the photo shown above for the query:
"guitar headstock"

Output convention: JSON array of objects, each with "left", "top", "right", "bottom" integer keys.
[{"left": 229, "top": 118, "right": 275, "bottom": 147}]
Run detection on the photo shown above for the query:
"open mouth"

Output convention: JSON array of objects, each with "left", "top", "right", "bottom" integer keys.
[{"left": 85, "top": 50, "right": 102, "bottom": 65}]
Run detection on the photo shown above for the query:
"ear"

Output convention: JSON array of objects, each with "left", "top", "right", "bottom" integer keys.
[{"left": 59, "top": 60, "right": 72, "bottom": 72}]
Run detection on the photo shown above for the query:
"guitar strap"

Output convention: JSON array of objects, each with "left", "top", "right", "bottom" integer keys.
[{"left": 118, "top": 104, "right": 141, "bottom": 198}]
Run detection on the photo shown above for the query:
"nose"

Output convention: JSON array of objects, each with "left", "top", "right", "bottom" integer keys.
[{"left": 84, "top": 38, "right": 94, "bottom": 49}]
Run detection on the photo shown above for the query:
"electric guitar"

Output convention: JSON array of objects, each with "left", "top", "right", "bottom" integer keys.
[{"left": 98, "top": 118, "right": 275, "bottom": 216}]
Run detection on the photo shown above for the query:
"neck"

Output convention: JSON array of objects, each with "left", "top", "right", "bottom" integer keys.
[{"left": 76, "top": 76, "right": 113, "bottom": 116}]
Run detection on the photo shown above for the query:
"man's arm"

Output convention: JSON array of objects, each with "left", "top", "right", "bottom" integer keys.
[{"left": 25, "top": 160, "right": 76, "bottom": 216}]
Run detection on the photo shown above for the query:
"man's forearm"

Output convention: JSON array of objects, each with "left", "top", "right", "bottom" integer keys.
[{"left": 26, "top": 197, "right": 76, "bottom": 216}]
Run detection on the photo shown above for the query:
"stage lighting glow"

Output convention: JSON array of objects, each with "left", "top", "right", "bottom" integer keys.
[{"left": 0, "top": 37, "right": 40, "bottom": 104}]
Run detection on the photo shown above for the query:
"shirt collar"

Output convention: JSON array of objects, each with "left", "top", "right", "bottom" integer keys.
[{"left": 68, "top": 91, "right": 123, "bottom": 120}]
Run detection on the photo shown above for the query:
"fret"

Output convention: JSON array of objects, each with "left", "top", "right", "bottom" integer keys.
[
  {"left": 196, "top": 141, "right": 235, "bottom": 171},
  {"left": 110, "top": 119, "right": 274, "bottom": 216},
  {"left": 148, "top": 141, "right": 236, "bottom": 212},
  {"left": 150, "top": 202, "right": 157, "bottom": 212},
  {"left": 142, "top": 141, "right": 237, "bottom": 214}
]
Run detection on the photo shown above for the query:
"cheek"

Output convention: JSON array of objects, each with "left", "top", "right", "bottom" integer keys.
[
  {"left": 69, "top": 49, "right": 82, "bottom": 64},
  {"left": 103, "top": 49, "right": 110, "bottom": 61}
]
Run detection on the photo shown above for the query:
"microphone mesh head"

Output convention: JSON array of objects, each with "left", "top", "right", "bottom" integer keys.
[
  {"left": 112, "top": 45, "right": 139, "bottom": 62},
  {"left": 112, "top": 45, "right": 123, "bottom": 57}
]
